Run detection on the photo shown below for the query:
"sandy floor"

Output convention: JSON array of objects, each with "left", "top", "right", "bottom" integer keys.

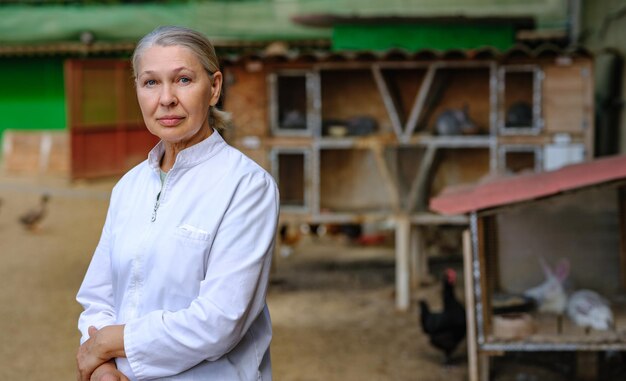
[
  {"left": 269, "top": 236, "right": 468, "bottom": 381},
  {"left": 5, "top": 174, "right": 626, "bottom": 380},
  {"left": 0, "top": 175, "right": 470, "bottom": 380}
]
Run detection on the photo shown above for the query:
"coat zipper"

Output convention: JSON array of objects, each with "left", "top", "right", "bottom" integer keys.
[
  {"left": 151, "top": 192, "right": 161, "bottom": 222},
  {"left": 152, "top": 168, "right": 170, "bottom": 222}
]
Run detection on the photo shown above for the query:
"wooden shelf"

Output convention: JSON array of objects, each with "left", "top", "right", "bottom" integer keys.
[
  {"left": 314, "top": 134, "right": 494, "bottom": 149},
  {"left": 409, "top": 134, "right": 494, "bottom": 148},
  {"left": 481, "top": 303, "right": 626, "bottom": 352},
  {"left": 410, "top": 212, "right": 469, "bottom": 225}
]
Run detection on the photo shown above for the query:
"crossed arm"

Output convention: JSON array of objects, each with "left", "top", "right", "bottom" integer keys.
[{"left": 76, "top": 325, "right": 126, "bottom": 381}]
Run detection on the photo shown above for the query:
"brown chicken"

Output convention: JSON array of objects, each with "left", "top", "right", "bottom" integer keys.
[{"left": 19, "top": 193, "right": 50, "bottom": 231}]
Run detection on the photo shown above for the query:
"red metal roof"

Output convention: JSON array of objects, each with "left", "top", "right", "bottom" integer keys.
[{"left": 430, "top": 154, "right": 626, "bottom": 215}]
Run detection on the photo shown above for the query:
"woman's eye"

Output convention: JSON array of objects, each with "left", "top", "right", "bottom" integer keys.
[
  {"left": 144, "top": 79, "right": 157, "bottom": 87},
  {"left": 179, "top": 77, "right": 191, "bottom": 84}
]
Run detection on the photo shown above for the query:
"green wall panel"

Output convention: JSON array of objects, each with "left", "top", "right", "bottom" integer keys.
[
  {"left": 0, "top": 58, "right": 66, "bottom": 141},
  {"left": 333, "top": 24, "right": 517, "bottom": 51},
  {"left": 0, "top": 1, "right": 568, "bottom": 43}
]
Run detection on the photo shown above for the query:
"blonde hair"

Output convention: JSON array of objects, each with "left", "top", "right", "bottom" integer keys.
[{"left": 132, "top": 25, "right": 231, "bottom": 131}]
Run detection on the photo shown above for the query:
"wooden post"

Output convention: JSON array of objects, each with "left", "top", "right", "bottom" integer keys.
[
  {"left": 618, "top": 186, "right": 626, "bottom": 289},
  {"left": 410, "top": 225, "right": 431, "bottom": 289},
  {"left": 409, "top": 224, "right": 419, "bottom": 290},
  {"left": 396, "top": 215, "right": 411, "bottom": 311},
  {"left": 576, "top": 352, "right": 598, "bottom": 381},
  {"left": 479, "top": 355, "right": 490, "bottom": 381},
  {"left": 463, "top": 229, "right": 479, "bottom": 381}
]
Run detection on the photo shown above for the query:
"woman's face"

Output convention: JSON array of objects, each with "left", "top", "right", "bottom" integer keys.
[{"left": 135, "top": 44, "right": 222, "bottom": 148}]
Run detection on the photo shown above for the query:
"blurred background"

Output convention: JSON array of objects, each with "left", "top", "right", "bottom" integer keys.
[{"left": 0, "top": 0, "right": 624, "bottom": 380}]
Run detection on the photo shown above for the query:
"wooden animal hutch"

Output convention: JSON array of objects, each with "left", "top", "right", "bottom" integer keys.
[
  {"left": 431, "top": 155, "right": 626, "bottom": 381},
  {"left": 221, "top": 45, "right": 595, "bottom": 310}
]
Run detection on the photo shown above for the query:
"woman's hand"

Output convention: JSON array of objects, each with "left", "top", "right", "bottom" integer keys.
[
  {"left": 77, "top": 325, "right": 126, "bottom": 381},
  {"left": 90, "top": 360, "right": 130, "bottom": 381}
]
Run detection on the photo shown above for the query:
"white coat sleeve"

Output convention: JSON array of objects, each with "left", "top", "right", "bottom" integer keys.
[
  {"left": 124, "top": 172, "right": 279, "bottom": 380},
  {"left": 76, "top": 202, "right": 117, "bottom": 344}
]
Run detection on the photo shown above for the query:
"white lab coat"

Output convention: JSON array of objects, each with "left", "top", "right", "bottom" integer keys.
[{"left": 77, "top": 131, "right": 278, "bottom": 380}]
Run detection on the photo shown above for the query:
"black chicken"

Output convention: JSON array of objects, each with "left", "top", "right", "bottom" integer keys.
[{"left": 418, "top": 268, "right": 467, "bottom": 365}]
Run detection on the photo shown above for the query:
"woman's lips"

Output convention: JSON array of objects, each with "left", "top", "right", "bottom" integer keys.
[{"left": 157, "top": 116, "right": 184, "bottom": 127}]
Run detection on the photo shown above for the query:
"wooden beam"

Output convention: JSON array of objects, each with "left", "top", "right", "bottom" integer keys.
[
  {"left": 410, "top": 212, "right": 469, "bottom": 225},
  {"left": 371, "top": 64, "right": 404, "bottom": 141},
  {"left": 410, "top": 225, "right": 431, "bottom": 289},
  {"left": 463, "top": 229, "right": 479, "bottom": 381},
  {"left": 404, "top": 63, "right": 437, "bottom": 138},
  {"left": 473, "top": 211, "right": 492, "bottom": 381},
  {"left": 371, "top": 144, "right": 401, "bottom": 212},
  {"left": 476, "top": 215, "right": 492, "bottom": 340},
  {"left": 407, "top": 144, "right": 437, "bottom": 211},
  {"left": 619, "top": 186, "right": 626, "bottom": 290}
]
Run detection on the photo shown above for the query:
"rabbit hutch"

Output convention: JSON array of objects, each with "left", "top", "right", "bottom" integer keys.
[
  {"left": 430, "top": 155, "right": 626, "bottom": 381},
  {"left": 221, "top": 44, "right": 594, "bottom": 310}
]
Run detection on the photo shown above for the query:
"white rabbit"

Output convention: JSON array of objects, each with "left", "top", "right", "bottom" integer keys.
[
  {"left": 524, "top": 257, "right": 570, "bottom": 316},
  {"left": 567, "top": 289, "right": 614, "bottom": 331}
]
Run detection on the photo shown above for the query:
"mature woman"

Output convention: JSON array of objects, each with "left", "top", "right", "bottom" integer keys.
[{"left": 76, "top": 26, "right": 279, "bottom": 381}]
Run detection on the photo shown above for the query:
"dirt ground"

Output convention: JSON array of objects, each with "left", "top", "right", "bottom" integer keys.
[
  {"left": 0, "top": 174, "right": 471, "bottom": 380},
  {"left": 6, "top": 174, "right": 626, "bottom": 380}
]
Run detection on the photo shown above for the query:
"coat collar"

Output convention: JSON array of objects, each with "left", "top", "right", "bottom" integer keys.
[{"left": 147, "top": 129, "right": 227, "bottom": 174}]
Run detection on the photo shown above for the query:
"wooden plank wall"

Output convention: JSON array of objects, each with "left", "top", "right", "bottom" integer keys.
[
  {"left": 422, "top": 67, "right": 492, "bottom": 135},
  {"left": 321, "top": 69, "right": 393, "bottom": 134},
  {"left": 319, "top": 148, "right": 393, "bottom": 212},
  {"left": 223, "top": 65, "right": 271, "bottom": 170},
  {"left": 224, "top": 65, "right": 269, "bottom": 139},
  {"left": 2, "top": 130, "right": 69, "bottom": 176},
  {"left": 543, "top": 59, "right": 593, "bottom": 134},
  {"left": 65, "top": 59, "right": 154, "bottom": 179},
  {"left": 430, "top": 148, "right": 491, "bottom": 196},
  {"left": 383, "top": 68, "right": 426, "bottom": 127}
]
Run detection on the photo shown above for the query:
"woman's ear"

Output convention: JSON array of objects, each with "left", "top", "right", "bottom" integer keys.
[{"left": 209, "top": 71, "right": 223, "bottom": 106}]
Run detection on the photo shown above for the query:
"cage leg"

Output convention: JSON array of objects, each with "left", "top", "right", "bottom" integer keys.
[
  {"left": 576, "top": 351, "right": 598, "bottom": 381},
  {"left": 395, "top": 215, "right": 411, "bottom": 311},
  {"left": 478, "top": 353, "right": 490, "bottom": 381}
]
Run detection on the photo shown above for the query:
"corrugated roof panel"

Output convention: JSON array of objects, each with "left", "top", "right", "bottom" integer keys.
[
  {"left": 382, "top": 49, "right": 412, "bottom": 61},
  {"left": 220, "top": 44, "right": 592, "bottom": 65},
  {"left": 430, "top": 154, "right": 626, "bottom": 215},
  {"left": 413, "top": 49, "right": 440, "bottom": 60},
  {"left": 472, "top": 47, "right": 499, "bottom": 59},
  {"left": 441, "top": 49, "right": 468, "bottom": 59}
]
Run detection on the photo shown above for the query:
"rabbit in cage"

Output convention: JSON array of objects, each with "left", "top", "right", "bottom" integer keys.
[
  {"left": 567, "top": 289, "right": 614, "bottom": 332},
  {"left": 433, "top": 104, "right": 477, "bottom": 136},
  {"left": 524, "top": 257, "right": 570, "bottom": 333},
  {"left": 524, "top": 257, "right": 570, "bottom": 314}
]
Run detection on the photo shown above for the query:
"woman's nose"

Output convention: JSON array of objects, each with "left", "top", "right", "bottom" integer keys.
[{"left": 160, "top": 85, "right": 178, "bottom": 106}]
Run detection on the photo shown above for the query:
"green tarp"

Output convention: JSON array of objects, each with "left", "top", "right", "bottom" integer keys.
[{"left": 333, "top": 24, "right": 518, "bottom": 51}]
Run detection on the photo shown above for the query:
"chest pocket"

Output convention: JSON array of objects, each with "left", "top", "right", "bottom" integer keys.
[
  {"left": 174, "top": 223, "right": 211, "bottom": 243},
  {"left": 169, "top": 224, "right": 212, "bottom": 282}
]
